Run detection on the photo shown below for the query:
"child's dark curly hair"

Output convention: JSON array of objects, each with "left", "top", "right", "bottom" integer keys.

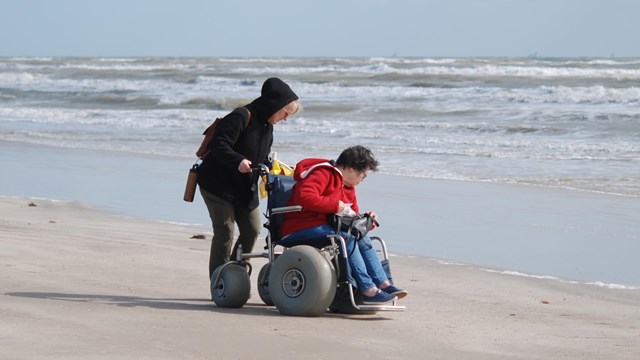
[{"left": 335, "top": 145, "right": 379, "bottom": 172}]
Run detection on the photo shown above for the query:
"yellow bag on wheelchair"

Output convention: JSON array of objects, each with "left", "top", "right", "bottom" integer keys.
[{"left": 259, "top": 159, "right": 294, "bottom": 198}]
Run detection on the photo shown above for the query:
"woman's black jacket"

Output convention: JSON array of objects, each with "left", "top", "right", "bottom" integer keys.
[{"left": 197, "top": 78, "right": 298, "bottom": 210}]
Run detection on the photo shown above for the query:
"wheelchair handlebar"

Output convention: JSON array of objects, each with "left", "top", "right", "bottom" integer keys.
[{"left": 251, "top": 164, "right": 270, "bottom": 175}]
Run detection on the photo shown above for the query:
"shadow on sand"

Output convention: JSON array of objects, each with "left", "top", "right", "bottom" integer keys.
[{"left": 5, "top": 291, "right": 390, "bottom": 321}]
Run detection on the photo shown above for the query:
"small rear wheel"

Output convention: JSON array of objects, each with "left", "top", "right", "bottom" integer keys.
[
  {"left": 210, "top": 263, "right": 251, "bottom": 308},
  {"left": 257, "top": 263, "right": 273, "bottom": 306}
]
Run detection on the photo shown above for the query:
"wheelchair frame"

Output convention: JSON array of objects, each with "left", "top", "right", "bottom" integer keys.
[{"left": 210, "top": 165, "right": 405, "bottom": 315}]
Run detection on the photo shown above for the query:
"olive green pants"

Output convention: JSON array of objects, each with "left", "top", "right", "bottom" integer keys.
[{"left": 200, "top": 188, "right": 261, "bottom": 278}]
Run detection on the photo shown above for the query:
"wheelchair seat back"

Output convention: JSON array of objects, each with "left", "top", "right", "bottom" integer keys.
[
  {"left": 266, "top": 173, "right": 338, "bottom": 250},
  {"left": 266, "top": 173, "right": 296, "bottom": 243}
]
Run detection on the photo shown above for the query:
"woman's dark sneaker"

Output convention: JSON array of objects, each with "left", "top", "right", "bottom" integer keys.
[
  {"left": 362, "top": 290, "right": 397, "bottom": 305},
  {"left": 381, "top": 284, "right": 408, "bottom": 299}
]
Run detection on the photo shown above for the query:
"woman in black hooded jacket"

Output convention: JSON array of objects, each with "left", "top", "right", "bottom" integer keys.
[{"left": 198, "top": 77, "right": 299, "bottom": 279}]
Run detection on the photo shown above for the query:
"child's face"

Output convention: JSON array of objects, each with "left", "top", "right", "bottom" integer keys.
[{"left": 342, "top": 167, "right": 368, "bottom": 187}]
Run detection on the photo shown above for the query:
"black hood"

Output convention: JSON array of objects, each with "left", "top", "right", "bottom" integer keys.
[{"left": 249, "top": 77, "right": 299, "bottom": 119}]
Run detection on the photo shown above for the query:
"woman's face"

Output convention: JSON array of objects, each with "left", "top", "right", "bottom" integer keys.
[
  {"left": 342, "top": 167, "right": 368, "bottom": 187},
  {"left": 268, "top": 101, "right": 299, "bottom": 125}
]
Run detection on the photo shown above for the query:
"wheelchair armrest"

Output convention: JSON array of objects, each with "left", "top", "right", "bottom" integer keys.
[{"left": 270, "top": 205, "right": 303, "bottom": 215}]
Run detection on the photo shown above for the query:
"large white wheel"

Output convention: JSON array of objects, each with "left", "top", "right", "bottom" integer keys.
[
  {"left": 269, "top": 246, "right": 336, "bottom": 317},
  {"left": 257, "top": 263, "right": 273, "bottom": 306},
  {"left": 210, "top": 264, "right": 251, "bottom": 308}
]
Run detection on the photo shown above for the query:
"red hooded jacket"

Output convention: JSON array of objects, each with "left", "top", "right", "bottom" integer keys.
[{"left": 280, "top": 158, "right": 359, "bottom": 237}]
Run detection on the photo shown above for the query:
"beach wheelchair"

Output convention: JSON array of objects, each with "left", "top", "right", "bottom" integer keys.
[{"left": 210, "top": 165, "right": 405, "bottom": 316}]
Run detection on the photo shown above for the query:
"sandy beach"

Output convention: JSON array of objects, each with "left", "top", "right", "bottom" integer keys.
[
  {"left": 2, "top": 196, "right": 639, "bottom": 359},
  {"left": 2, "top": 50, "right": 640, "bottom": 360}
]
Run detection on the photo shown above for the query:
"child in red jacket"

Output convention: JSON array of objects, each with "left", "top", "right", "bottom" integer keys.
[{"left": 281, "top": 146, "right": 407, "bottom": 304}]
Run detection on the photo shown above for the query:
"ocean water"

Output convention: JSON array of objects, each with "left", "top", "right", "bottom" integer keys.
[
  {"left": 1, "top": 56, "right": 639, "bottom": 197},
  {"left": 1, "top": 57, "right": 639, "bottom": 288}
]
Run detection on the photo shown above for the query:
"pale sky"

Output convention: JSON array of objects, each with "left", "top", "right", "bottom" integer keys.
[{"left": 1, "top": 0, "right": 638, "bottom": 58}]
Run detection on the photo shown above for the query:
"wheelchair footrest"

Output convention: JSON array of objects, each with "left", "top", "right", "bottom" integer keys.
[{"left": 355, "top": 304, "right": 406, "bottom": 311}]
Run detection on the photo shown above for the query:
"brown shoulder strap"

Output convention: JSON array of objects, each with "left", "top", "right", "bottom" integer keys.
[
  {"left": 243, "top": 107, "right": 251, "bottom": 128},
  {"left": 196, "top": 108, "right": 250, "bottom": 159}
]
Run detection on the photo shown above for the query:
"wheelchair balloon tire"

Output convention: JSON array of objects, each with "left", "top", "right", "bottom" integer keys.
[
  {"left": 210, "top": 264, "right": 251, "bottom": 308},
  {"left": 269, "top": 245, "right": 336, "bottom": 317}
]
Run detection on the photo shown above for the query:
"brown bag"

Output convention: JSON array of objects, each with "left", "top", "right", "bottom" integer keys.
[
  {"left": 196, "top": 108, "right": 251, "bottom": 158},
  {"left": 195, "top": 118, "right": 222, "bottom": 158},
  {"left": 183, "top": 163, "right": 199, "bottom": 202},
  {"left": 184, "top": 108, "right": 251, "bottom": 202}
]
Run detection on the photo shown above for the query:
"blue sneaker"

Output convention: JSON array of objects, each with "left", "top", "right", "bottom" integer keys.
[
  {"left": 362, "top": 290, "right": 397, "bottom": 305},
  {"left": 381, "top": 285, "right": 408, "bottom": 299}
]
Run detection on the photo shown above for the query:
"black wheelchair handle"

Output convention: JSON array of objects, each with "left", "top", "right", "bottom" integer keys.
[{"left": 251, "top": 164, "right": 270, "bottom": 175}]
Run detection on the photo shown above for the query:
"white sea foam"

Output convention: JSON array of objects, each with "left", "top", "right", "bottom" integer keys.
[
  {"left": 425, "top": 258, "right": 638, "bottom": 290},
  {"left": 1, "top": 56, "right": 638, "bottom": 198},
  {"left": 490, "top": 270, "right": 638, "bottom": 290},
  {"left": 0, "top": 72, "right": 40, "bottom": 84}
]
